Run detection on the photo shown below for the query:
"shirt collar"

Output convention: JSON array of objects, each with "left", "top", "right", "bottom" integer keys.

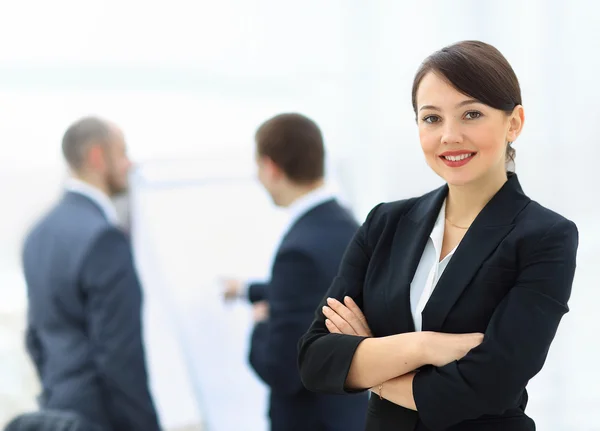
[
  {"left": 430, "top": 198, "right": 447, "bottom": 258},
  {"left": 64, "top": 178, "right": 119, "bottom": 225}
]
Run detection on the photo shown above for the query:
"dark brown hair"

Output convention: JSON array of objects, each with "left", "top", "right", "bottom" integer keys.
[
  {"left": 412, "top": 40, "right": 521, "bottom": 164},
  {"left": 255, "top": 113, "right": 325, "bottom": 184}
]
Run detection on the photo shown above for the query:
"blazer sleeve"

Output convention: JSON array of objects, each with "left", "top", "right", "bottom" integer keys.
[
  {"left": 22, "top": 247, "right": 44, "bottom": 383},
  {"left": 81, "top": 227, "right": 161, "bottom": 431},
  {"left": 298, "top": 204, "right": 383, "bottom": 394},
  {"left": 24, "top": 318, "right": 44, "bottom": 382},
  {"left": 249, "top": 249, "right": 324, "bottom": 394},
  {"left": 413, "top": 218, "right": 579, "bottom": 430},
  {"left": 247, "top": 282, "right": 267, "bottom": 303}
]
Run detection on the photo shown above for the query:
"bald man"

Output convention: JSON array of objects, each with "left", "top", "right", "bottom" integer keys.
[{"left": 22, "top": 117, "right": 161, "bottom": 431}]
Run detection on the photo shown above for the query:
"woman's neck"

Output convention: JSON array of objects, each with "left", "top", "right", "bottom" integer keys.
[{"left": 445, "top": 170, "right": 508, "bottom": 227}]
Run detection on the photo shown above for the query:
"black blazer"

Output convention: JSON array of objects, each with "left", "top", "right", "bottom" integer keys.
[
  {"left": 22, "top": 192, "right": 160, "bottom": 431},
  {"left": 298, "top": 174, "right": 578, "bottom": 431},
  {"left": 249, "top": 199, "right": 369, "bottom": 431}
]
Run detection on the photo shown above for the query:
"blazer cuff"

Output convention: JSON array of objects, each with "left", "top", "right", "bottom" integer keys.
[
  {"left": 412, "top": 364, "right": 469, "bottom": 431},
  {"left": 338, "top": 334, "right": 370, "bottom": 394},
  {"left": 303, "top": 334, "right": 369, "bottom": 394},
  {"left": 412, "top": 367, "right": 442, "bottom": 429},
  {"left": 247, "top": 283, "right": 266, "bottom": 303}
]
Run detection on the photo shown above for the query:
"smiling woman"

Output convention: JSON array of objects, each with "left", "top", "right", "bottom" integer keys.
[
  {"left": 413, "top": 42, "right": 523, "bottom": 191},
  {"left": 298, "top": 40, "right": 578, "bottom": 431}
]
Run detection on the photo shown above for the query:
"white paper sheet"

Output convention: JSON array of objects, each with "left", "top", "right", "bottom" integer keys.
[{"left": 131, "top": 165, "right": 287, "bottom": 431}]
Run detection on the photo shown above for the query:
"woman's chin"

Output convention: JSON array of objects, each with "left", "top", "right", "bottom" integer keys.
[{"left": 436, "top": 169, "right": 477, "bottom": 187}]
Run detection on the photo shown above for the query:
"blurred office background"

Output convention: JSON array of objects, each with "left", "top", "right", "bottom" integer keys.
[{"left": 1, "top": 0, "right": 599, "bottom": 430}]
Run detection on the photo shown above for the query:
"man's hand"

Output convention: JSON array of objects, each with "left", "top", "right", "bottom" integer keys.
[
  {"left": 322, "top": 296, "right": 373, "bottom": 337},
  {"left": 222, "top": 278, "right": 243, "bottom": 301},
  {"left": 253, "top": 301, "right": 269, "bottom": 323}
]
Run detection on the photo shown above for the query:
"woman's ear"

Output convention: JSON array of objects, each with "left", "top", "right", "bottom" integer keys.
[{"left": 507, "top": 105, "right": 525, "bottom": 143}]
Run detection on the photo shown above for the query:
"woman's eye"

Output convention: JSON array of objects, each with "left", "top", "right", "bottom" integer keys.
[
  {"left": 423, "top": 115, "right": 440, "bottom": 124},
  {"left": 465, "top": 111, "right": 482, "bottom": 120}
]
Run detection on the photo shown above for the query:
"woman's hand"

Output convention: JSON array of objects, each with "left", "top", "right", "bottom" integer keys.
[
  {"left": 421, "top": 331, "right": 484, "bottom": 367},
  {"left": 322, "top": 296, "right": 373, "bottom": 337}
]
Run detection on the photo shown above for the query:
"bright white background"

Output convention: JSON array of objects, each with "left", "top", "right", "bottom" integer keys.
[{"left": 0, "top": 1, "right": 599, "bottom": 430}]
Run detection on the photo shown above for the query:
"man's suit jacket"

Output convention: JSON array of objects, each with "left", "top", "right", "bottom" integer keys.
[
  {"left": 22, "top": 192, "right": 161, "bottom": 431},
  {"left": 247, "top": 281, "right": 267, "bottom": 304},
  {"left": 4, "top": 410, "right": 102, "bottom": 431},
  {"left": 249, "top": 199, "right": 369, "bottom": 431},
  {"left": 298, "top": 173, "right": 578, "bottom": 431}
]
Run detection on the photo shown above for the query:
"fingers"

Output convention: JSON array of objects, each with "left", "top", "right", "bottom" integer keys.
[
  {"left": 327, "top": 297, "right": 363, "bottom": 334},
  {"left": 325, "top": 319, "right": 341, "bottom": 334},
  {"left": 343, "top": 296, "right": 373, "bottom": 336},
  {"left": 322, "top": 304, "right": 357, "bottom": 335},
  {"left": 221, "top": 278, "right": 241, "bottom": 301},
  {"left": 252, "top": 301, "right": 269, "bottom": 322},
  {"left": 323, "top": 297, "right": 369, "bottom": 336}
]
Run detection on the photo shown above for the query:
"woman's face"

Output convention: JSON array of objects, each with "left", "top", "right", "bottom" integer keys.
[{"left": 415, "top": 72, "right": 524, "bottom": 187}]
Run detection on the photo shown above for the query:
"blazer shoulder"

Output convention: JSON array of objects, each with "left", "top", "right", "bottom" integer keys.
[
  {"left": 79, "top": 227, "right": 133, "bottom": 284},
  {"left": 285, "top": 201, "right": 357, "bottom": 242},
  {"left": 85, "top": 226, "right": 130, "bottom": 258},
  {"left": 365, "top": 188, "right": 439, "bottom": 236},
  {"left": 518, "top": 200, "right": 578, "bottom": 237},
  {"left": 511, "top": 200, "right": 579, "bottom": 266}
]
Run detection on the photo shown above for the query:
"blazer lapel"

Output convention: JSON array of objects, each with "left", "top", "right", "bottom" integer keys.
[
  {"left": 384, "top": 185, "right": 447, "bottom": 335},
  {"left": 421, "top": 173, "right": 530, "bottom": 332}
]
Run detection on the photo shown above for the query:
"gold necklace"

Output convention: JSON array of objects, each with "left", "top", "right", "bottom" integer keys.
[{"left": 445, "top": 218, "right": 470, "bottom": 229}]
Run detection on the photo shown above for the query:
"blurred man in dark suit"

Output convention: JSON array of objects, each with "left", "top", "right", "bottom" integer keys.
[
  {"left": 223, "top": 113, "right": 368, "bottom": 431},
  {"left": 21, "top": 117, "right": 161, "bottom": 431}
]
